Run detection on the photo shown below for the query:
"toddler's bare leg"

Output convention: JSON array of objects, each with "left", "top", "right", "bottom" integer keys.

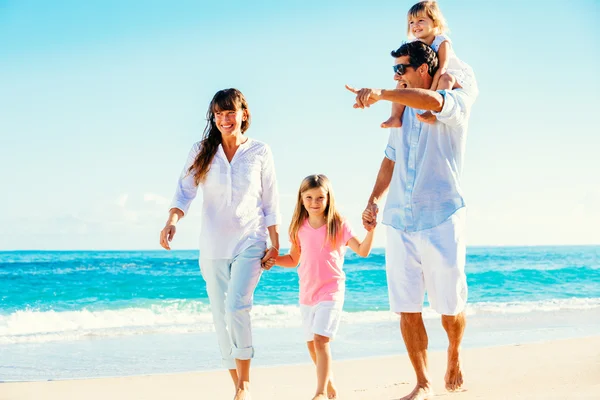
[
  {"left": 419, "top": 73, "right": 461, "bottom": 124},
  {"left": 381, "top": 82, "right": 407, "bottom": 128}
]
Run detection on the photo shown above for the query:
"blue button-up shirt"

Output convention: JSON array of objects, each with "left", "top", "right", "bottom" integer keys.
[{"left": 382, "top": 89, "right": 476, "bottom": 232}]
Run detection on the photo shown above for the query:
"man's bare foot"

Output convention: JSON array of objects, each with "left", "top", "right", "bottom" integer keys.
[
  {"left": 234, "top": 388, "right": 251, "bottom": 400},
  {"left": 327, "top": 380, "right": 338, "bottom": 398},
  {"left": 445, "top": 350, "right": 464, "bottom": 392},
  {"left": 416, "top": 111, "right": 437, "bottom": 124},
  {"left": 399, "top": 384, "right": 433, "bottom": 400},
  {"left": 312, "top": 394, "right": 328, "bottom": 400},
  {"left": 381, "top": 116, "right": 402, "bottom": 128}
]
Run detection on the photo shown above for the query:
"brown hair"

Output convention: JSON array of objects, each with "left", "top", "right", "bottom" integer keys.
[
  {"left": 406, "top": 1, "right": 449, "bottom": 37},
  {"left": 188, "top": 88, "right": 251, "bottom": 185},
  {"left": 289, "top": 174, "right": 343, "bottom": 249}
]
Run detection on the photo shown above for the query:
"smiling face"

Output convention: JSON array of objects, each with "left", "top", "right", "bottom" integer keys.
[
  {"left": 207, "top": 88, "right": 251, "bottom": 138},
  {"left": 393, "top": 55, "right": 428, "bottom": 89},
  {"left": 408, "top": 13, "right": 436, "bottom": 41},
  {"left": 213, "top": 108, "right": 247, "bottom": 137},
  {"left": 301, "top": 187, "right": 328, "bottom": 218}
]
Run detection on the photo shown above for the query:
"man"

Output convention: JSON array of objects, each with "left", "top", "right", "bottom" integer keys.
[{"left": 346, "top": 40, "right": 477, "bottom": 400}]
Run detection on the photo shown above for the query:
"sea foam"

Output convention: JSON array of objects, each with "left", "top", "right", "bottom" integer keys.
[{"left": 2, "top": 297, "right": 599, "bottom": 344}]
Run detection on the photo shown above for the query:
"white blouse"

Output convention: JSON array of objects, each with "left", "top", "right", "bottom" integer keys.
[{"left": 170, "top": 138, "right": 281, "bottom": 259}]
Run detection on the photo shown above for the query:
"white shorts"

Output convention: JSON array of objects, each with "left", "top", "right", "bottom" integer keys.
[
  {"left": 300, "top": 301, "right": 343, "bottom": 341},
  {"left": 386, "top": 208, "right": 468, "bottom": 316}
]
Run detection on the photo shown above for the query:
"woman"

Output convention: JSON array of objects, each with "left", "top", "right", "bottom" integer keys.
[{"left": 160, "top": 88, "right": 280, "bottom": 400}]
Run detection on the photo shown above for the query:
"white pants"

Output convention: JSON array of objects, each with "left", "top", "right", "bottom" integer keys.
[
  {"left": 386, "top": 208, "right": 468, "bottom": 316},
  {"left": 200, "top": 242, "right": 265, "bottom": 369}
]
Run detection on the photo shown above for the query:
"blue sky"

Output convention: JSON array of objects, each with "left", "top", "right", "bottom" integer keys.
[{"left": 1, "top": 0, "right": 598, "bottom": 250}]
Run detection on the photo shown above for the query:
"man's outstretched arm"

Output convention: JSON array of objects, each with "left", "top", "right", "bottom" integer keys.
[{"left": 346, "top": 85, "right": 444, "bottom": 112}]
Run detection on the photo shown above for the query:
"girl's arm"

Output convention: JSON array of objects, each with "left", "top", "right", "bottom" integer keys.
[
  {"left": 274, "top": 243, "right": 301, "bottom": 268},
  {"left": 347, "top": 229, "right": 375, "bottom": 257},
  {"left": 430, "top": 40, "right": 451, "bottom": 90}
]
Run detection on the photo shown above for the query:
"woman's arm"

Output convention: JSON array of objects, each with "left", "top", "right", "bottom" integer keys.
[
  {"left": 260, "top": 144, "right": 283, "bottom": 266},
  {"left": 160, "top": 144, "right": 200, "bottom": 250},
  {"left": 170, "top": 143, "right": 201, "bottom": 216},
  {"left": 267, "top": 225, "right": 280, "bottom": 251},
  {"left": 160, "top": 208, "right": 184, "bottom": 250},
  {"left": 261, "top": 145, "right": 282, "bottom": 229},
  {"left": 347, "top": 229, "right": 375, "bottom": 257},
  {"left": 430, "top": 40, "right": 451, "bottom": 90},
  {"left": 261, "top": 225, "right": 280, "bottom": 265}
]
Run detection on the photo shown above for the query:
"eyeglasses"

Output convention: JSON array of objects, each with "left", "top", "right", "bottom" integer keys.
[{"left": 393, "top": 63, "right": 414, "bottom": 76}]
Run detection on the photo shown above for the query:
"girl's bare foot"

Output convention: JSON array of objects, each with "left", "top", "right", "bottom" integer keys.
[
  {"left": 381, "top": 116, "right": 402, "bottom": 128},
  {"left": 327, "top": 380, "right": 338, "bottom": 398},
  {"left": 312, "top": 394, "right": 328, "bottom": 400}
]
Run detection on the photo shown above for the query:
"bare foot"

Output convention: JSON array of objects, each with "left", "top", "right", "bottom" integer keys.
[
  {"left": 312, "top": 394, "right": 328, "bottom": 400},
  {"left": 327, "top": 380, "right": 338, "bottom": 398},
  {"left": 234, "top": 388, "right": 251, "bottom": 400},
  {"left": 445, "top": 349, "right": 464, "bottom": 392},
  {"left": 416, "top": 111, "right": 437, "bottom": 124},
  {"left": 381, "top": 116, "right": 403, "bottom": 128},
  {"left": 399, "top": 384, "right": 433, "bottom": 400}
]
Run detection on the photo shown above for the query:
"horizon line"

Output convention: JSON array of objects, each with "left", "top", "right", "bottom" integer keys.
[{"left": 1, "top": 244, "right": 599, "bottom": 253}]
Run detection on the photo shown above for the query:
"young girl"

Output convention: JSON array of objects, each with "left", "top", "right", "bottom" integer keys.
[
  {"left": 381, "top": 0, "right": 477, "bottom": 128},
  {"left": 263, "top": 174, "right": 375, "bottom": 400}
]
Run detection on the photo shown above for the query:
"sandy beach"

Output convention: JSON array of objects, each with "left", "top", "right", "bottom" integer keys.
[{"left": 3, "top": 336, "right": 599, "bottom": 400}]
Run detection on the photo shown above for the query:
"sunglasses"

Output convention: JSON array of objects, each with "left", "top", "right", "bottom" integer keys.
[{"left": 393, "top": 63, "right": 414, "bottom": 75}]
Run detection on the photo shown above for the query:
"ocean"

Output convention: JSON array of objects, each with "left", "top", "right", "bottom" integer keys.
[{"left": 1, "top": 246, "right": 599, "bottom": 381}]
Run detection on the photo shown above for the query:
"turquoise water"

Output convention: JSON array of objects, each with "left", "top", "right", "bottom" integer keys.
[{"left": 1, "top": 246, "right": 599, "bottom": 380}]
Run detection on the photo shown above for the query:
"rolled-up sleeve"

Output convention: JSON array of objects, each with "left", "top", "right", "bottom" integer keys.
[
  {"left": 431, "top": 89, "right": 473, "bottom": 129},
  {"left": 170, "top": 142, "right": 201, "bottom": 216},
  {"left": 385, "top": 128, "right": 398, "bottom": 161},
  {"left": 260, "top": 144, "right": 281, "bottom": 227}
]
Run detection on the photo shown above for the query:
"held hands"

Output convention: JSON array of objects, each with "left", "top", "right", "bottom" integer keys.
[
  {"left": 362, "top": 203, "right": 379, "bottom": 231},
  {"left": 345, "top": 84, "right": 382, "bottom": 109},
  {"left": 261, "top": 246, "right": 278, "bottom": 270},
  {"left": 159, "top": 224, "right": 176, "bottom": 250}
]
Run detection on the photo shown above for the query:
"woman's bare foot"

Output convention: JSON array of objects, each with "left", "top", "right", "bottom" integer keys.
[
  {"left": 445, "top": 350, "right": 464, "bottom": 392},
  {"left": 327, "top": 380, "right": 338, "bottom": 398},
  {"left": 381, "top": 116, "right": 402, "bottom": 128},
  {"left": 400, "top": 384, "right": 433, "bottom": 400},
  {"left": 312, "top": 394, "right": 328, "bottom": 400}
]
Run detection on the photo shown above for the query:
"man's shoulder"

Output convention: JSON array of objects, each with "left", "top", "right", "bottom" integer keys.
[
  {"left": 431, "top": 89, "right": 475, "bottom": 127},
  {"left": 441, "top": 88, "right": 476, "bottom": 107},
  {"left": 451, "top": 88, "right": 477, "bottom": 109}
]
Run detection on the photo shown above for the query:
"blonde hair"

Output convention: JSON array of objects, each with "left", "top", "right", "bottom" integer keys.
[
  {"left": 289, "top": 174, "right": 343, "bottom": 249},
  {"left": 406, "top": 1, "right": 449, "bottom": 37}
]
